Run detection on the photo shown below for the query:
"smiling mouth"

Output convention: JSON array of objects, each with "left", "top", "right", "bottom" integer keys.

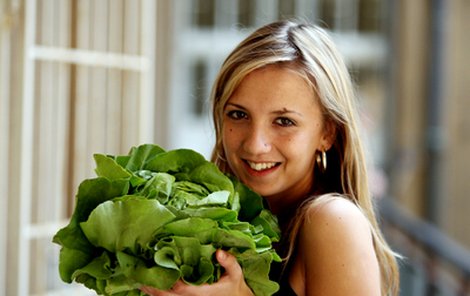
[{"left": 245, "top": 160, "right": 280, "bottom": 171}]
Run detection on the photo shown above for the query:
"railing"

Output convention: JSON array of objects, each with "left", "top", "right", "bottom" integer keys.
[{"left": 378, "top": 197, "right": 470, "bottom": 296}]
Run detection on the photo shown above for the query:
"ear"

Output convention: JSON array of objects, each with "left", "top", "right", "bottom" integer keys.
[{"left": 320, "top": 120, "right": 336, "bottom": 151}]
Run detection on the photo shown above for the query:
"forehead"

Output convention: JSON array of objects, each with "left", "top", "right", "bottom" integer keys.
[{"left": 227, "top": 64, "right": 319, "bottom": 111}]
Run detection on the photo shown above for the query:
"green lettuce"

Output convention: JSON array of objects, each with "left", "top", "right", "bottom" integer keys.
[{"left": 53, "top": 144, "right": 281, "bottom": 296}]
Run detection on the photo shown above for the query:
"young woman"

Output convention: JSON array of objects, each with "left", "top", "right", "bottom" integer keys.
[{"left": 142, "top": 20, "right": 400, "bottom": 296}]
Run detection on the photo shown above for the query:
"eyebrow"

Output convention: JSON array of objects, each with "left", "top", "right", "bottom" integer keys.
[
  {"left": 272, "top": 108, "right": 303, "bottom": 117},
  {"left": 225, "top": 103, "right": 303, "bottom": 117},
  {"left": 225, "top": 103, "right": 246, "bottom": 110}
]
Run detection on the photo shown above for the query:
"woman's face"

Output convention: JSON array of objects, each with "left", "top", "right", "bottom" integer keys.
[{"left": 222, "top": 64, "right": 332, "bottom": 208}]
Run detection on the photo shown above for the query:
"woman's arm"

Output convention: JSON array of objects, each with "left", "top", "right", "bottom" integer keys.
[
  {"left": 141, "top": 250, "right": 254, "bottom": 296},
  {"left": 291, "top": 197, "right": 381, "bottom": 296}
]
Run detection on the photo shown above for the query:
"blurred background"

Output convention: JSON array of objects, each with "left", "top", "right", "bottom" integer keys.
[{"left": 0, "top": 0, "right": 469, "bottom": 295}]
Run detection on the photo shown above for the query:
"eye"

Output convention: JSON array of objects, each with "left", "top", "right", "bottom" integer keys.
[
  {"left": 226, "top": 110, "right": 248, "bottom": 120},
  {"left": 275, "top": 117, "right": 295, "bottom": 127}
]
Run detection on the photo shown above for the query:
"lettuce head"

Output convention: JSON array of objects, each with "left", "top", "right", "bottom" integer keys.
[{"left": 52, "top": 144, "right": 281, "bottom": 296}]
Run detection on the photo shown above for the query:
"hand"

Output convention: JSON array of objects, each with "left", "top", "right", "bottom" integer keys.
[{"left": 140, "top": 250, "right": 254, "bottom": 296}]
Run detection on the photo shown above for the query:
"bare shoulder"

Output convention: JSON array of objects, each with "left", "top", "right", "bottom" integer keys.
[
  {"left": 299, "top": 196, "right": 375, "bottom": 262},
  {"left": 293, "top": 195, "right": 381, "bottom": 295},
  {"left": 303, "top": 195, "right": 371, "bottom": 235}
]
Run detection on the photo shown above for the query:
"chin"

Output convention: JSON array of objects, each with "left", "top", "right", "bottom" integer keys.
[{"left": 248, "top": 185, "right": 277, "bottom": 198}]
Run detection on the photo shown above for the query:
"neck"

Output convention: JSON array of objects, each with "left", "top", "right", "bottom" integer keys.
[{"left": 268, "top": 198, "right": 303, "bottom": 230}]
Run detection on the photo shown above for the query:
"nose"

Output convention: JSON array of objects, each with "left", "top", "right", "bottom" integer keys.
[{"left": 242, "top": 125, "right": 272, "bottom": 155}]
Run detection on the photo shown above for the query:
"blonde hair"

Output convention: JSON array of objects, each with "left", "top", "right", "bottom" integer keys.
[{"left": 209, "top": 20, "right": 400, "bottom": 295}]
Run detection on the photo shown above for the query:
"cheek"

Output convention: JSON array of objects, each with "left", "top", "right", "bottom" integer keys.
[
  {"left": 288, "top": 131, "right": 321, "bottom": 156},
  {"left": 222, "top": 125, "right": 237, "bottom": 152},
  {"left": 222, "top": 124, "right": 231, "bottom": 139}
]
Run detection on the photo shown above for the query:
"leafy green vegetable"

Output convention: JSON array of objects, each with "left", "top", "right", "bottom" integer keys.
[
  {"left": 53, "top": 144, "right": 281, "bottom": 296},
  {"left": 80, "top": 197, "right": 177, "bottom": 254}
]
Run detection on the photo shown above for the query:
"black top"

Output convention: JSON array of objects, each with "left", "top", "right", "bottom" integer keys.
[
  {"left": 270, "top": 260, "right": 297, "bottom": 296},
  {"left": 268, "top": 200, "right": 302, "bottom": 296},
  {"left": 276, "top": 276, "right": 297, "bottom": 295}
]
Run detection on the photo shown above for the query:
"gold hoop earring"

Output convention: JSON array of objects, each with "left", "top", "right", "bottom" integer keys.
[{"left": 316, "top": 150, "right": 327, "bottom": 172}]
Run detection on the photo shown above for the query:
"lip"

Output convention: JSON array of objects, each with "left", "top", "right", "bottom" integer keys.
[{"left": 242, "top": 159, "right": 280, "bottom": 176}]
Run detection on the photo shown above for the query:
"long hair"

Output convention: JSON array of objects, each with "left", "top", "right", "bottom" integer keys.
[{"left": 209, "top": 20, "right": 400, "bottom": 295}]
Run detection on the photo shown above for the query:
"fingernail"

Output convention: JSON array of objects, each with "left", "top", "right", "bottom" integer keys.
[{"left": 217, "top": 250, "right": 227, "bottom": 260}]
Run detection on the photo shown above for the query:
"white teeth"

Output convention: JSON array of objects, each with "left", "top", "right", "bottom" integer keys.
[{"left": 247, "top": 161, "right": 277, "bottom": 171}]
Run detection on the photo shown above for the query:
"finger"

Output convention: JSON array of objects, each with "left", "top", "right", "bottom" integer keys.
[
  {"left": 169, "top": 280, "right": 188, "bottom": 293},
  {"left": 140, "top": 286, "right": 175, "bottom": 296},
  {"left": 216, "top": 250, "right": 243, "bottom": 279},
  {"left": 170, "top": 280, "right": 210, "bottom": 295},
  {"left": 216, "top": 250, "right": 255, "bottom": 296}
]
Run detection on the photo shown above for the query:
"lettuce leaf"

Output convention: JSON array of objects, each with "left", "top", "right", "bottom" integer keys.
[{"left": 80, "top": 198, "right": 176, "bottom": 254}]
